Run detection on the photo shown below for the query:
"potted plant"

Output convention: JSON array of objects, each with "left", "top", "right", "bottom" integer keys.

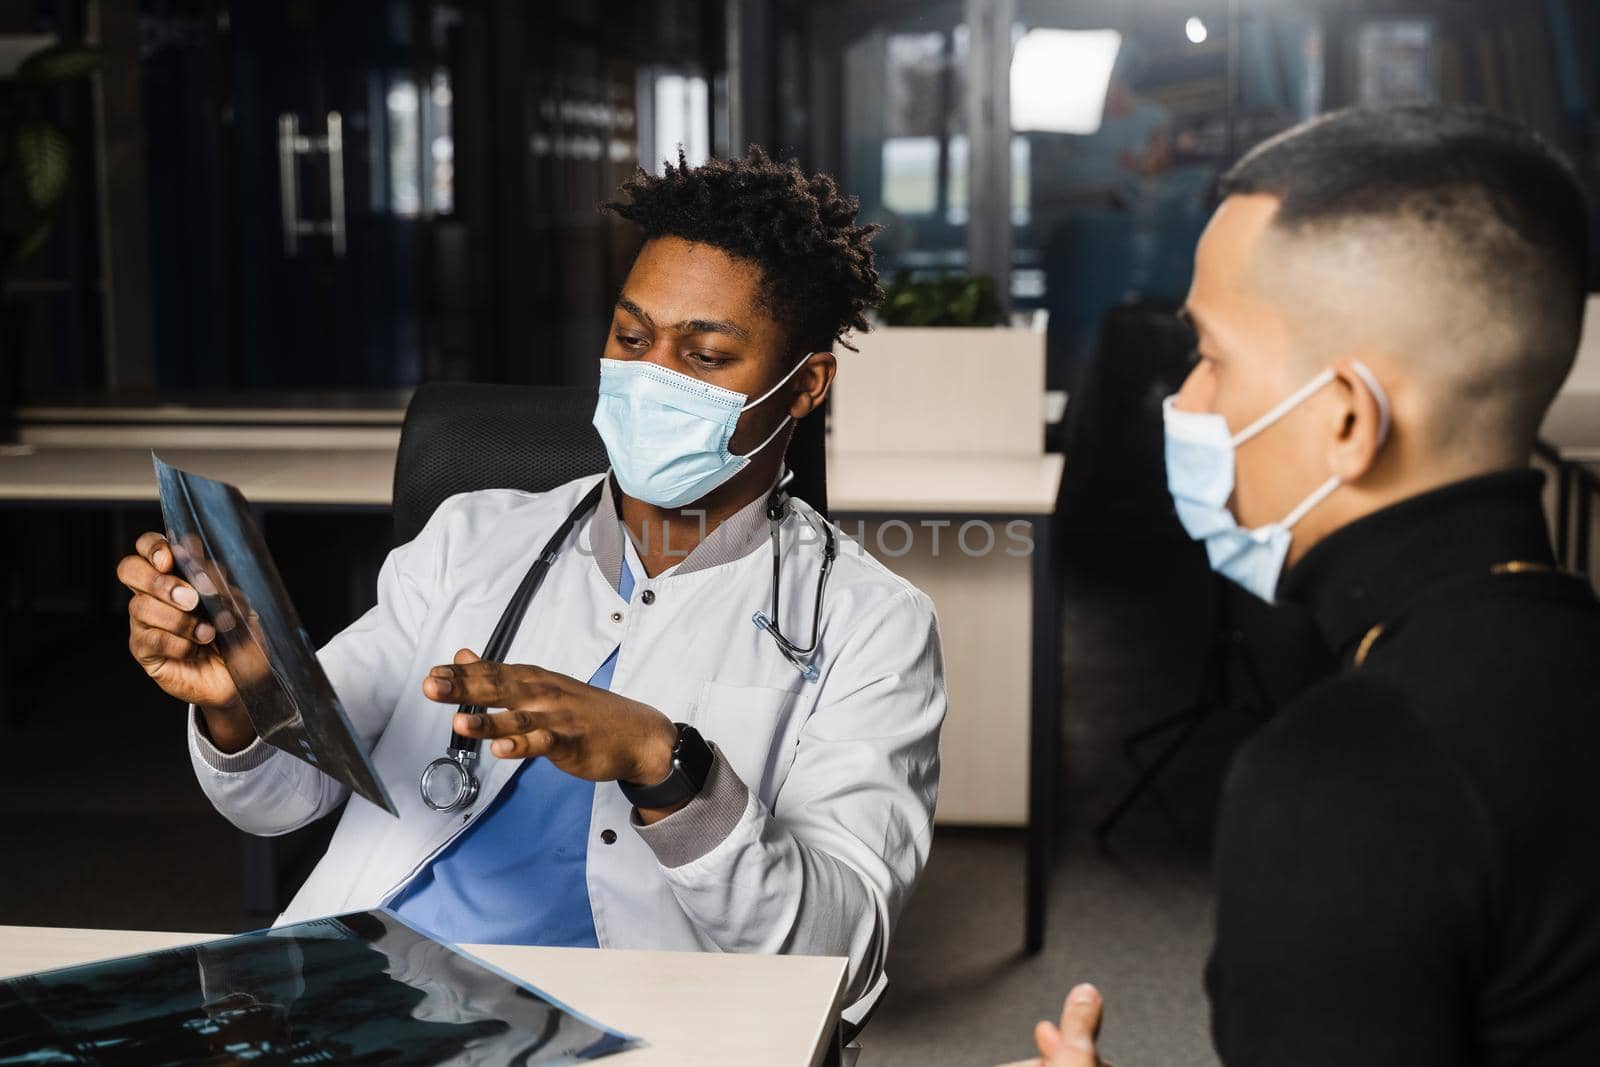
[
  {"left": 879, "top": 271, "right": 1007, "bottom": 328},
  {"left": 833, "top": 270, "right": 1047, "bottom": 455}
]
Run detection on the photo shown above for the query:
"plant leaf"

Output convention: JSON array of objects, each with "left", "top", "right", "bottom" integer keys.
[
  {"left": 16, "top": 43, "right": 101, "bottom": 85},
  {"left": 8, "top": 216, "right": 56, "bottom": 271},
  {"left": 15, "top": 119, "right": 71, "bottom": 209}
]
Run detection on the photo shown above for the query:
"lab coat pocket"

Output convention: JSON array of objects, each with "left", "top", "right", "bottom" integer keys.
[{"left": 692, "top": 681, "right": 800, "bottom": 805}]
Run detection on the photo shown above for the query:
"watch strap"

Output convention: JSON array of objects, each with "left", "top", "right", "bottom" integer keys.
[{"left": 620, "top": 723, "right": 713, "bottom": 809}]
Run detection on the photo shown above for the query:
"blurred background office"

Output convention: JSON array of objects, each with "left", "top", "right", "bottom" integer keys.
[{"left": 4, "top": 2, "right": 1600, "bottom": 1064}]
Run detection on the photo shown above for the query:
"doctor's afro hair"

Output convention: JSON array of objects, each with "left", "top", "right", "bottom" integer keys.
[{"left": 603, "top": 147, "right": 883, "bottom": 352}]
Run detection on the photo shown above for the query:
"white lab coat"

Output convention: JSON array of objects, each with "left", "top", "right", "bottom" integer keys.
[{"left": 187, "top": 472, "right": 946, "bottom": 1023}]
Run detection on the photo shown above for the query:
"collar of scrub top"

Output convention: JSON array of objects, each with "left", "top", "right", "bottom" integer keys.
[{"left": 588, "top": 467, "right": 787, "bottom": 596}]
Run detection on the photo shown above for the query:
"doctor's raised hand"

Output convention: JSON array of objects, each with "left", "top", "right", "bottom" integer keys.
[
  {"left": 117, "top": 531, "right": 255, "bottom": 752},
  {"left": 423, "top": 648, "right": 689, "bottom": 819}
]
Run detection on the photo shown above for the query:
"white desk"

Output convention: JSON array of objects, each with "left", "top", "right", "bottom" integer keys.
[
  {"left": 0, "top": 445, "right": 395, "bottom": 507},
  {"left": 19, "top": 403, "right": 406, "bottom": 425},
  {"left": 826, "top": 449, "right": 1065, "bottom": 955},
  {"left": 0, "top": 925, "right": 847, "bottom": 1067},
  {"left": 1543, "top": 390, "right": 1600, "bottom": 461},
  {"left": 829, "top": 452, "right": 1064, "bottom": 515},
  {"left": 1537, "top": 391, "right": 1600, "bottom": 573}
]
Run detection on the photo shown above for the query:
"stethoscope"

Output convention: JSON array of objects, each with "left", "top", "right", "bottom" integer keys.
[
  {"left": 419, "top": 476, "right": 835, "bottom": 814},
  {"left": 752, "top": 474, "right": 836, "bottom": 681}
]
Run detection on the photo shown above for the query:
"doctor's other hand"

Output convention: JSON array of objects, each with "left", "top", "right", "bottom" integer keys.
[
  {"left": 117, "top": 532, "right": 251, "bottom": 750},
  {"left": 995, "top": 984, "right": 1111, "bottom": 1067},
  {"left": 424, "top": 649, "right": 684, "bottom": 815}
]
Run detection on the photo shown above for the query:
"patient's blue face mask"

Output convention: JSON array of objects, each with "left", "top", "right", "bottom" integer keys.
[
  {"left": 593, "top": 355, "right": 812, "bottom": 508},
  {"left": 1162, "top": 361, "right": 1390, "bottom": 603}
]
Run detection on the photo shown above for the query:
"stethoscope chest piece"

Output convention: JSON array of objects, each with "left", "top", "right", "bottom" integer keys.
[
  {"left": 417, "top": 481, "right": 603, "bottom": 814},
  {"left": 420, "top": 750, "right": 480, "bottom": 813}
]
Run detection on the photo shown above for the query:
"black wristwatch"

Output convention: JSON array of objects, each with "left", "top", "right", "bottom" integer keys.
[{"left": 620, "top": 722, "right": 714, "bottom": 810}]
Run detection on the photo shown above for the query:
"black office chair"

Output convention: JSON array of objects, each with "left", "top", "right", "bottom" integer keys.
[{"left": 393, "top": 382, "right": 829, "bottom": 545}]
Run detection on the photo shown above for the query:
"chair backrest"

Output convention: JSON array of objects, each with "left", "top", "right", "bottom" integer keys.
[
  {"left": 1057, "top": 299, "right": 1196, "bottom": 538},
  {"left": 392, "top": 381, "right": 830, "bottom": 545},
  {"left": 392, "top": 383, "right": 609, "bottom": 545}
]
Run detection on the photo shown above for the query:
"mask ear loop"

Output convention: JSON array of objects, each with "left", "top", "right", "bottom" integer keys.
[
  {"left": 1230, "top": 367, "right": 1337, "bottom": 447},
  {"left": 735, "top": 352, "right": 821, "bottom": 460},
  {"left": 1348, "top": 359, "right": 1392, "bottom": 449},
  {"left": 739, "top": 352, "right": 819, "bottom": 412},
  {"left": 1272, "top": 361, "right": 1394, "bottom": 535}
]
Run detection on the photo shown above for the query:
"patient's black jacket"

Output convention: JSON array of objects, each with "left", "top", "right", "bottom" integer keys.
[{"left": 1207, "top": 470, "right": 1600, "bottom": 1066}]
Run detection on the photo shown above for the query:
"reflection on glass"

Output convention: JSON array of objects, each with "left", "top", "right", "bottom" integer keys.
[
  {"left": 429, "top": 70, "right": 455, "bottom": 214},
  {"left": 1011, "top": 29, "right": 1123, "bottom": 135},
  {"left": 1010, "top": 3, "right": 1326, "bottom": 386},
  {"left": 1356, "top": 18, "right": 1437, "bottom": 106},
  {"left": 842, "top": 8, "right": 969, "bottom": 277},
  {"left": 0, "top": 910, "right": 640, "bottom": 1064},
  {"left": 646, "top": 72, "right": 710, "bottom": 172},
  {"left": 388, "top": 76, "right": 423, "bottom": 217},
  {"left": 882, "top": 136, "right": 940, "bottom": 215}
]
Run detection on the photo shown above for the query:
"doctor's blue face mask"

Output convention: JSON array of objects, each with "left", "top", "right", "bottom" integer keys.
[
  {"left": 1162, "top": 360, "right": 1391, "bottom": 603},
  {"left": 592, "top": 354, "right": 814, "bottom": 508}
]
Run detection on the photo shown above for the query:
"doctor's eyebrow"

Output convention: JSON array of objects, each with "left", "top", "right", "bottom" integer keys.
[{"left": 615, "top": 294, "right": 751, "bottom": 342}]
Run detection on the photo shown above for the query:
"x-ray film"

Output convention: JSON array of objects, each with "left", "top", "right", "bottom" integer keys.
[
  {"left": 153, "top": 453, "right": 397, "bottom": 815},
  {"left": 0, "top": 908, "right": 641, "bottom": 1065}
]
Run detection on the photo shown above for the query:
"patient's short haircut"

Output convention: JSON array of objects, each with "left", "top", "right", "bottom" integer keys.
[{"left": 1221, "top": 105, "right": 1591, "bottom": 442}]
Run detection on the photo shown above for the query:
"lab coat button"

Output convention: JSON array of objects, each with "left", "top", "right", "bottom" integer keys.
[
  {"left": 601, "top": 829, "right": 618, "bottom": 845},
  {"left": 610, "top": 611, "right": 623, "bottom": 623},
  {"left": 641, "top": 590, "right": 656, "bottom": 605}
]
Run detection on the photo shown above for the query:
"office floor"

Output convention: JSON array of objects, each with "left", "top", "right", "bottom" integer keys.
[
  {"left": 1, "top": 527, "right": 1321, "bottom": 1067},
  {"left": 867, "top": 535, "right": 1268, "bottom": 1067}
]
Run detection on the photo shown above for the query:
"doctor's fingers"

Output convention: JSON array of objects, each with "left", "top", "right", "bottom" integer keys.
[
  {"left": 424, "top": 661, "right": 564, "bottom": 705},
  {"left": 452, "top": 704, "right": 569, "bottom": 740},
  {"left": 128, "top": 593, "right": 216, "bottom": 644},
  {"left": 117, "top": 551, "right": 200, "bottom": 612},
  {"left": 489, "top": 726, "right": 563, "bottom": 760},
  {"left": 453, "top": 708, "right": 567, "bottom": 760},
  {"left": 129, "top": 617, "right": 200, "bottom": 665},
  {"left": 135, "top": 531, "right": 175, "bottom": 570}
]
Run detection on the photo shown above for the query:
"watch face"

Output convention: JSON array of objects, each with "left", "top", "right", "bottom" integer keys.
[{"left": 673, "top": 723, "right": 715, "bottom": 791}]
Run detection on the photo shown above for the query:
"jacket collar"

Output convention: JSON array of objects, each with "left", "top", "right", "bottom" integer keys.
[
  {"left": 590, "top": 471, "right": 780, "bottom": 594},
  {"left": 1278, "top": 469, "right": 1555, "bottom": 659}
]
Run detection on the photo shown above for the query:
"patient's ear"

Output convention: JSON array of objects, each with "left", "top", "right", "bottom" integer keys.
[{"left": 1326, "top": 359, "right": 1386, "bottom": 483}]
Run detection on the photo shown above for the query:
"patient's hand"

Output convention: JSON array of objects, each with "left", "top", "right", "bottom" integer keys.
[
  {"left": 996, "top": 984, "right": 1110, "bottom": 1067},
  {"left": 423, "top": 649, "right": 685, "bottom": 818}
]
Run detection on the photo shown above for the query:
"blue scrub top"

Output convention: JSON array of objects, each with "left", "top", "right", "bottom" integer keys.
[{"left": 386, "top": 562, "right": 634, "bottom": 946}]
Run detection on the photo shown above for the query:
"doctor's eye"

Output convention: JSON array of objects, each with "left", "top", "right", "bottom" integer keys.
[
  {"left": 614, "top": 331, "right": 649, "bottom": 351},
  {"left": 686, "top": 351, "right": 731, "bottom": 369}
]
